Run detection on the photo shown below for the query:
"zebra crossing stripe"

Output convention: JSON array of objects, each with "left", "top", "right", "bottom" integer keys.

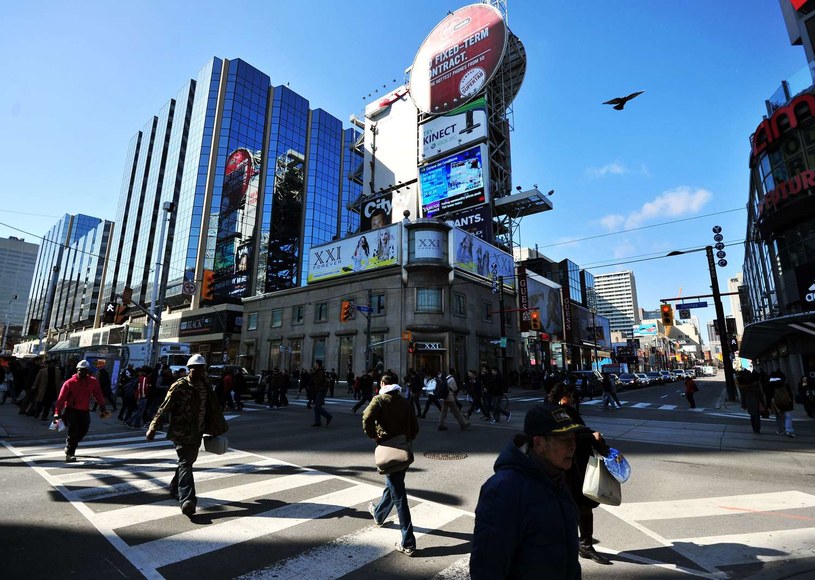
[
  {"left": 658, "top": 405, "right": 677, "bottom": 410},
  {"left": 11, "top": 434, "right": 156, "bottom": 457},
  {"left": 130, "top": 482, "right": 384, "bottom": 570},
  {"left": 96, "top": 471, "right": 336, "bottom": 529},
  {"left": 433, "top": 555, "right": 471, "bottom": 579},
  {"left": 235, "top": 501, "right": 465, "bottom": 580},
  {"left": 670, "top": 527, "right": 815, "bottom": 566},
  {"left": 631, "top": 402, "right": 650, "bottom": 408}
]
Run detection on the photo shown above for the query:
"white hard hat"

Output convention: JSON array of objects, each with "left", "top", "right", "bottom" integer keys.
[
  {"left": 76, "top": 360, "right": 92, "bottom": 370},
  {"left": 187, "top": 354, "right": 207, "bottom": 367}
]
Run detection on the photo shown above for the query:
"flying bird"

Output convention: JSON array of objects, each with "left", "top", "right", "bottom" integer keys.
[{"left": 603, "top": 91, "right": 644, "bottom": 111}]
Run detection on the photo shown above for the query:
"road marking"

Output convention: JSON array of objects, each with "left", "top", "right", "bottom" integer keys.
[
  {"left": 659, "top": 405, "right": 677, "bottom": 410},
  {"left": 670, "top": 527, "right": 815, "bottom": 566},
  {"left": 631, "top": 402, "right": 650, "bottom": 408}
]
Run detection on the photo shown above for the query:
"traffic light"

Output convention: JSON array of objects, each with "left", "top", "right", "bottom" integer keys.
[
  {"left": 408, "top": 342, "right": 415, "bottom": 354},
  {"left": 102, "top": 302, "right": 116, "bottom": 324},
  {"left": 201, "top": 270, "right": 215, "bottom": 302},
  {"left": 340, "top": 300, "right": 354, "bottom": 322},
  {"left": 660, "top": 304, "right": 673, "bottom": 326},
  {"left": 530, "top": 310, "right": 541, "bottom": 330}
]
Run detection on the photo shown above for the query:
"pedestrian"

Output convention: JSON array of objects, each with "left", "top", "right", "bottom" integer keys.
[
  {"left": 737, "top": 370, "right": 765, "bottom": 434},
  {"left": 32, "top": 359, "right": 60, "bottom": 420},
  {"left": 549, "top": 383, "right": 613, "bottom": 565},
  {"left": 310, "top": 360, "right": 333, "bottom": 427},
  {"left": 601, "top": 372, "right": 622, "bottom": 410},
  {"left": 769, "top": 371, "right": 796, "bottom": 437},
  {"left": 464, "top": 369, "right": 485, "bottom": 419},
  {"left": 118, "top": 375, "right": 138, "bottom": 423},
  {"left": 438, "top": 368, "right": 469, "bottom": 431},
  {"left": 470, "top": 402, "right": 583, "bottom": 579},
  {"left": 53, "top": 360, "right": 110, "bottom": 462},
  {"left": 146, "top": 354, "right": 228, "bottom": 517},
  {"left": 328, "top": 367, "right": 337, "bottom": 398},
  {"left": 420, "top": 371, "right": 443, "bottom": 418},
  {"left": 352, "top": 369, "right": 374, "bottom": 414},
  {"left": 799, "top": 374, "right": 815, "bottom": 418},
  {"left": 362, "top": 372, "right": 419, "bottom": 557},
  {"left": 125, "top": 367, "right": 151, "bottom": 429},
  {"left": 490, "top": 366, "right": 511, "bottom": 423},
  {"left": 264, "top": 368, "right": 278, "bottom": 408},
  {"left": 278, "top": 368, "right": 290, "bottom": 407},
  {"left": 407, "top": 369, "right": 424, "bottom": 418},
  {"left": 346, "top": 369, "right": 355, "bottom": 394},
  {"left": 684, "top": 375, "right": 699, "bottom": 409}
]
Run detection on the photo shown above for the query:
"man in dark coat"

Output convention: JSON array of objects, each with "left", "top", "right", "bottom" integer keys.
[{"left": 471, "top": 403, "right": 584, "bottom": 579}]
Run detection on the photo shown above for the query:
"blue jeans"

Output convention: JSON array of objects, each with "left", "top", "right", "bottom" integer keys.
[
  {"left": 171, "top": 442, "right": 200, "bottom": 505},
  {"left": 373, "top": 467, "right": 415, "bottom": 549},
  {"left": 313, "top": 392, "right": 332, "bottom": 424}
]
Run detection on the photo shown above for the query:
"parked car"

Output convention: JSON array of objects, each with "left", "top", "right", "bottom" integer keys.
[
  {"left": 634, "top": 373, "right": 651, "bottom": 386},
  {"left": 571, "top": 370, "right": 603, "bottom": 396},
  {"left": 617, "top": 373, "right": 639, "bottom": 388},
  {"left": 659, "top": 370, "right": 676, "bottom": 382},
  {"left": 208, "top": 365, "right": 261, "bottom": 395},
  {"left": 672, "top": 369, "right": 688, "bottom": 379},
  {"left": 646, "top": 371, "right": 664, "bottom": 385}
]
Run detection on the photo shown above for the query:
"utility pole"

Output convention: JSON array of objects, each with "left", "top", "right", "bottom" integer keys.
[
  {"left": 707, "top": 246, "right": 736, "bottom": 401},
  {"left": 499, "top": 275, "right": 507, "bottom": 380},
  {"left": 365, "top": 288, "right": 372, "bottom": 372}
]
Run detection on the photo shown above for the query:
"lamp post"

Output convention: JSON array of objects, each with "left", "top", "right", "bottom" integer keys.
[
  {"left": 1, "top": 294, "right": 19, "bottom": 353},
  {"left": 588, "top": 287, "right": 599, "bottom": 372},
  {"left": 666, "top": 246, "right": 737, "bottom": 401}
]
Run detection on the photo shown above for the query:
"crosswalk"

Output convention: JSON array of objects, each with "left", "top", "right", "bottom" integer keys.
[
  {"left": 2, "top": 432, "right": 474, "bottom": 579},
  {"left": 511, "top": 395, "right": 713, "bottom": 413}
]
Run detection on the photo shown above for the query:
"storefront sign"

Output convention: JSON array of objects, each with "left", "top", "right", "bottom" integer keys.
[
  {"left": 751, "top": 93, "right": 815, "bottom": 161},
  {"left": 518, "top": 266, "right": 530, "bottom": 331},
  {"left": 797, "top": 263, "right": 815, "bottom": 311},
  {"left": 757, "top": 169, "right": 815, "bottom": 216}
]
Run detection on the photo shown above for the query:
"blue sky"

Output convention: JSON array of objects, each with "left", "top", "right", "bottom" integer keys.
[{"left": 0, "top": 0, "right": 806, "bottom": 341}]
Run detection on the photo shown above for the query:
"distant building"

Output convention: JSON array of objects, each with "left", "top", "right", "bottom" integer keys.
[
  {"left": 0, "top": 236, "right": 39, "bottom": 349},
  {"left": 594, "top": 271, "right": 641, "bottom": 337}
]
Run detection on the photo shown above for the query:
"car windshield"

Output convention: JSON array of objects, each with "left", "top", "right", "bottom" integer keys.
[{"left": 620, "top": 374, "right": 635, "bottom": 379}]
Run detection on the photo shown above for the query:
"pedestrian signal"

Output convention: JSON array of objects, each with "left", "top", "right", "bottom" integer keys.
[
  {"left": 102, "top": 302, "right": 117, "bottom": 324},
  {"left": 530, "top": 310, "right": 542, "bottom": 330},
  {"left": 201, "top": 270, "right": 215, "bottom": 302},
  {"left": 340, "top": 300, "right": 354, "bottom": 322},
  {"left": 408, "top": 342, "right": 415, "bottom": 354},
  {"left": 660, "top": 304, "right": 673, "bottom": 326}
]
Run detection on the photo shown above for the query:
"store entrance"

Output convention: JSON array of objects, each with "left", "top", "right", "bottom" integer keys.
[{"left": 413, "top": 353, "right": 443, "bottom": 377}]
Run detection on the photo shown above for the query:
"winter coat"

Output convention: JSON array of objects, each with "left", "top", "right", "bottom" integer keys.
[
  {"left": 362, "top": 389, "right": 419, "bottom": 443},
  {"left": 471, "top": 439, "right": 581, "bottom": 580},
  {"left": 148, "top": 375, "right": 228, "bottom": 445},
  {"left": 54, "top": 373, "right": 106, "bottom": 415}
]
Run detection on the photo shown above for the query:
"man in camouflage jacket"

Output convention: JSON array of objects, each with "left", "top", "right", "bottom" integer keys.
[{"left": 147, "top": 355, "right": 227, "bottom": 517}]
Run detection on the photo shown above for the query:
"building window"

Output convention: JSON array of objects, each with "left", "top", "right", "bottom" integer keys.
[
  {"left": 482, "top": 301, "right": 493, "bottom": 322},
  {"left": 339, "top": 335, "right": 354, "bottom": 375},
  {"left": 417, "top": 288, "right": 443, "bottom": 313},
  {"left": 247, "top": 312, "right": 258, "bottom": 331},
  {"left": 270, "top": 308, "right": 283, "bottom": 328},
  {"left": 315, "top": 302, "right": 328, "bottom": 322},
  {"left": 370, "top": 333, "right": 385, "bottom": 371},
  {"left": 313, "top": 337, "right": 326, "bottom": 366},
  {"left": 290, "top": 339, "right": 302, "bottom": 371},
  {"left": 268, "top": 339, "right": 282, "bottom": 369},
  {"left": 453, "top": 292, "right": 466, "bottom": 317},
  {"left": 292, "top": 305, "right": 304, "bottom": 325},
  {"left": 372, "top": 293, "right": 386, "bottom": 315}
]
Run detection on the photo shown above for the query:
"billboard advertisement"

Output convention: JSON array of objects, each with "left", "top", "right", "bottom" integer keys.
[
  {"left": 214, "top": 148, "right": 260, "bottom": 298},
  {"left": 451, "top": 228, "right": 514, "bottom": 289},
  {"left": 526, "top": 274, "right": 564, "bottom": 338},
  {"left": 633, "top": 323, "right": 658, "bottom": 337},
  {"left": 409, "top": 3, "right": 508, "bottom": 115},
  {"left": 307, "top": 225, "right": 400, "bottom": 283},
  {"left": 419, "top": 97, "right": 488, "bottom": 162},
  {"left": 360, "top": 193, "right": 393, "bottom": 231},
  {"left": 420, "top": 144, "right": 488, "bottom": 218},
  {"left": 445, "top": 204, "right": 492, "bottom": 241}
]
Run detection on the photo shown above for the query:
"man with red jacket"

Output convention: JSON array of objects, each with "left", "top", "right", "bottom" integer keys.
[{"left": 54, "top": 360, "right": 108, "bottom": 462}]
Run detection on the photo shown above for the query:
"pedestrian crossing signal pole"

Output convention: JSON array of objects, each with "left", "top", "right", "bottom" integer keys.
[
  {"left": 498, "top": 275, "right": 507, "bottom": 380},
  {"left": 365, "top": 289, "right": 372, "bottom": 373}
]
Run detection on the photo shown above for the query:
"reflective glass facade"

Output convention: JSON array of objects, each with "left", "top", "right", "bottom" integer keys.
[{"left": 0, "top": 236, "right": 39, "bottom": 328}]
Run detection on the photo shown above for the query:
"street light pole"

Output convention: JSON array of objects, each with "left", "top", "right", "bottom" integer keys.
[
  {"left": 706, "top": 246, "right": 737, "bottom": 401},
  {"left": 1, "top": 294, "right": 18, "bottom": 353},
  {"left": 588, "top": 287, "right": 599, "bottom": 372}
]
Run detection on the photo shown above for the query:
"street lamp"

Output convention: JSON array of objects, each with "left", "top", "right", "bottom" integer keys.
[
  {"left": 1, "top": 294, "right": 19, "bottom": 353},
  {"left": 587, "top": 287, "right": 600, "bottom": 372},
  {"left": 665, "top": 246, "right": 737, "bottom": 401}
]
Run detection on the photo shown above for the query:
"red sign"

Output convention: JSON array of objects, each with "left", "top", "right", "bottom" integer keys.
[
  {"left": 757, "top": 169, "right": 815, "bottom": 216},
  {"left": 792, "top": 0, "right": 808, "bottom": 11},
  {"left": 410, "top": 4, "right": 507, "bottom": 114},
  {"left": 750, "top": 93, "right": 815, "bottom": 161}
]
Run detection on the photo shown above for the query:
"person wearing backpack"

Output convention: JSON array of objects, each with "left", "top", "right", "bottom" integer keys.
[
  {"left": 438, "top": 368, "right": 469, "bottom": 431},
  {"left": 769, "top": 370, "right": 796, "bottom": 437}
]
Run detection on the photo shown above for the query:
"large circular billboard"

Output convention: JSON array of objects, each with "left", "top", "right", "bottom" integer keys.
[{"left": 409, "top": 4, "right": 508, "bottom": 115}]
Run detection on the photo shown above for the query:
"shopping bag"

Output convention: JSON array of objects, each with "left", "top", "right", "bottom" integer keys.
[
  {"left": 374, "top": 435, "right": 414, "bottom": 475},
  {"left": 49, "top": 418, "right": 66, "bottom": 432},
  {"left": 603, "top": 448, "right": 631, "bottom": 483},
  {"left": 202, "top": 435, "right": 228, "bottom": 454},
  {"left": 582, "top": 450, "right": 622, "bottom": 506}
]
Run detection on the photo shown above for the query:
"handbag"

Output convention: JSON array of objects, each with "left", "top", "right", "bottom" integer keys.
[
  {"left": 374, "top": 434, "right": 414, "bottom": 475},
  {"left": 202, "top": 435, "right": 228, "bottom": 455},
  {"left": 582, "top": 450, "right": 622, "bottom": 506}
]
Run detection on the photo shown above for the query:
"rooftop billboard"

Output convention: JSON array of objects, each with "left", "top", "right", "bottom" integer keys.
[
  {"left": 307, "top": 225, "right": 400, "bottom": 283},
  {"left": 451, "top": 227, "right": 515, "bottom": 289},
  {"left": 409, "top": 3, "right": 507, "bottom": 115},
  {"left": 420, "top": 144, "right": 489, "bottom": 218},
  {"left": 419, "top": 97, "right": 488, "bottom": 162}
]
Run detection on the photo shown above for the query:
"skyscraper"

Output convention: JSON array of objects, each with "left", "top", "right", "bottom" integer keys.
[
  {"left": 594, "top": 271, "right": 641, "bottom": 336},
  {"left": 106, "top": 58, "right": 362, "bottom": 313},
  {"left": 0, "top": 236, "right": 39, "bottom": 345}
]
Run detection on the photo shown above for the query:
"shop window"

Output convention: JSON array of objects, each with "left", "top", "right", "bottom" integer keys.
[
  {"left": 482, "top": 301, "right": 493, "bottom": 322},
  {"left": 372, "top": 294, "right": 386, "bottom": 315}
]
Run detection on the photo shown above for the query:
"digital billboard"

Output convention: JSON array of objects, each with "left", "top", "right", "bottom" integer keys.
[
  {"left": 451, "top": 228, "right": 514, "bottom": 289},
  {"left": 419, "top": 97, "right": 488, "bottom": 162},
  {"left": 307, "top": 225, "right": 400, "bottom": 283},
  {"left": 420, "top": 144, "right": 488, "bottom": 218},
  {"left": 409, "top": 4, "right": 508, "bottom": 115},
  {"left": 633, "top": 323, "right": 658, "bottom": 337},
  {"left": 360, "top": 193, "right": 392, "bottom": 231}
]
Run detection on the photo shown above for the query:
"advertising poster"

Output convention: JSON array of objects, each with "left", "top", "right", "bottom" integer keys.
[
  {"left": 796, "top": 263, "right": 815, "bottom": 312},
  {"left": 307, "top": 225, "right": 400, "bottom": 283},
  {"left": 419, "top": 97, "right": 488, "bottom": 162},
  {"left": 420, "top": 144, "right": 489, "bottom": 218},
  {"left": 214, "top": 148, "right": 260, "bottom": 298},
  {"left": 451, "top": 228, "right": 515, "bottom": 289},
  {"left": 634, "top": 323, "right": 658, "bottom": 337},
  {"left": 360, "top": 193, "right": 393, "bottom": 231},
  {"left": 409, "top": 4, "right": 508, "bottom": 114},
  {"left": 445, "top": 204, "right": 492, "bottom": 240},
  {"left": 526, "top": 274, "right": 564, "bottom": 338}
]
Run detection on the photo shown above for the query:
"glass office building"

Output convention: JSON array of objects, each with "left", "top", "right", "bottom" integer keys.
[
  {"left": 107, "top": 57, "right": 362, "bottom": 308},
  {"left": 0, "top": 236, "right": 39, "bottom": 348}
]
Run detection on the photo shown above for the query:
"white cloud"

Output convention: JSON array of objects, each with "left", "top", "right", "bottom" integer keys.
[
  {"left": 597, "top": 186, "right": 712, "bottom": 231},
  {"left": 612, "top": 240, "right": 637, "bottom": 259},
  {"left": 586, "top": 161, "right": 628, "bottom": 178}
]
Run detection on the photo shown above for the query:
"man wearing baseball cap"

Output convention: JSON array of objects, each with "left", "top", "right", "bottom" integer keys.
[
  {"left": 470, "top": 403, "right": 586, "bottom": 579},
  {"left": 147, "top": 353, "right": 227, "bottom": 518}
]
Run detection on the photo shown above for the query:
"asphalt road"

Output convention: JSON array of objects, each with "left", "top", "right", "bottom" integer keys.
[{"left": 1, "top": 374, "right": 814, "bottom": 579}]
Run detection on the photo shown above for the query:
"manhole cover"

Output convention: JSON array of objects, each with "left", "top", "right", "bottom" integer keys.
[{"left": 423, "top": 452, "right": 468, "bottom": 461}]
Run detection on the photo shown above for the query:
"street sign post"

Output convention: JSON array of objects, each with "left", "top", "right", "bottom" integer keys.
[
  {"left": 676, "top": 301, "right": 708, "bottom": 310},
  {"left": 356, "top": 305, "right": 373, "bottom": 313}
]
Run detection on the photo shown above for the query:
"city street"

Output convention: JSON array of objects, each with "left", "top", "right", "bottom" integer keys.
[{"left": 2, "top": 375, "right": 814, "bottom": 579}]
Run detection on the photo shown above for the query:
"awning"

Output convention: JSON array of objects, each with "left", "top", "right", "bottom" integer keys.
[
  {"left": 739, "top": 312, "right": 815, "bottom": 359},
  {"left": 47, "top": 340, "right": 73, "bottom": 353}
]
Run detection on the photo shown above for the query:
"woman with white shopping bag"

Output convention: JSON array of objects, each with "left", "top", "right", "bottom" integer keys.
[{"left": 549, "top": 383, "right": 614, "bottom": 565}]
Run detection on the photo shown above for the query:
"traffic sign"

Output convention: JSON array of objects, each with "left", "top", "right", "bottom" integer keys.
[
  {"left": 676, "top": 301, "right": 707, "bottom": 309},
  {"left": 182, "top": 280, "right": 196, "bottom": 295},
  {"left": 356, "top": 305, "right": 373, "bottom": 313},
  {"left": 679, "top": 309, "right": 691, "bottom": 320}
]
